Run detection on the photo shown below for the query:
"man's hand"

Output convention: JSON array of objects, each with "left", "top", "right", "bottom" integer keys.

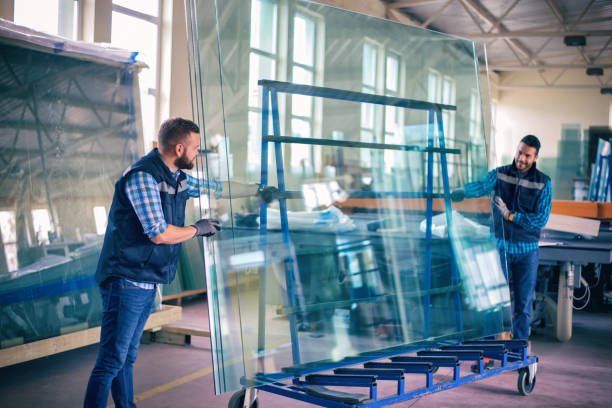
[
  {"left": 494, "top": 196, "right": 511, "bottom": 220},
  {"left": 192, "top": 219, "right": 221, "bottom": 237},
  {"left": 257, "top": 185, "right": 280, "bottom": 203},
  {"left": 450, "top": 188, "right": 466, "bottom": 202}
]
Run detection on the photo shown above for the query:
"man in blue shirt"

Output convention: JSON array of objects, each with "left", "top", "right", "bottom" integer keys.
[
  {"left": 453, "top": 135, "right": 552, "bottom": 341},
  {"left": 84, "top": 118, "right": 272, "bottom": 407}
]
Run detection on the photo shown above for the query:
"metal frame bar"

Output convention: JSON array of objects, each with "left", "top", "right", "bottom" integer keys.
[
  {"left": 257, "top": 80, "right": 464, "bottom": 384},
  {"left": 257, "top": 342, "right": 537, "bottom": 408}
]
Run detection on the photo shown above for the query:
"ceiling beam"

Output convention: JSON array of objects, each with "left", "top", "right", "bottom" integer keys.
[
  {"left": 460, "top": 0, "right": 535, "bottom": 62},
  {"left": 385, "top": 7, "right": 422, "bottom": 27},
  {"left": 420, "top": 0, "right": 453, "bottom": 28},
  {"left": 490, "top": 64, "right": 612, "bottom": 71},
  {"left": 496, "top": 84, "right": 606, "bottom": 90},
  {"left": 452, "top": 30, "right": 612, "bottom": 39},
  {"left": 389, "top": 0, "right": 447, "bottom": 8}
]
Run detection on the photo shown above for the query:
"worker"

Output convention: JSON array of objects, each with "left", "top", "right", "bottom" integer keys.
[
  {"left": 452, "top": 134, "right": 551, "bottom": 346},
  {"left": 83, "top": 118, "right": 274, "bottom": 408}
]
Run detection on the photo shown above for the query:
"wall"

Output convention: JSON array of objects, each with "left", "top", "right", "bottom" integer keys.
[{"left": 494, "top": 70, "right": 612, "bottom": 198}]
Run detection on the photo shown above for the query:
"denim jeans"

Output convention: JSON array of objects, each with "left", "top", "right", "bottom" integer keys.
[
  {"left": 84, "top": 277, "right": 155, "bottom": 408},
  {"left": 499, "top": 248, "right": 539, "bottom": 339}
]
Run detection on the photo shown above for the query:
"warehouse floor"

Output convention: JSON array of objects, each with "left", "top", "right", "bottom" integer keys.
[{"left": 2, "top": 298, "right": 611, "bottom": 408}]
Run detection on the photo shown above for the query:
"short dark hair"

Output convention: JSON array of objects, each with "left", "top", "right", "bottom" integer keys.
[
  {"left": 520, "top": 134, "right": 541, "bottom": 155},
  {"left": 157, "top": 118, "right": 199, "bottom": 153}
]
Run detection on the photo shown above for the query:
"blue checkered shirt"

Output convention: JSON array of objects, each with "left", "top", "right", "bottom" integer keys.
[
  {"left": 465, "top": 169, "right": 552, "bottom": 254},
  {"left": 123, "top": 169, "right": 221, "bottom": 288}
]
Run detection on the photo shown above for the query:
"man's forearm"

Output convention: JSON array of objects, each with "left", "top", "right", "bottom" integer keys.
[{"left": 151, "top": 224, "right": 196, "bottom": 244}]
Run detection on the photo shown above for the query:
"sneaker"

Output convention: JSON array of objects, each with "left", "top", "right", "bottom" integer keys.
[{"left": 470, "top": 358, "right": 494, "bottom": 373}]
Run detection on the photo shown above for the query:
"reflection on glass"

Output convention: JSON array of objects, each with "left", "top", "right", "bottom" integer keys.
[{"left": 185, "top": 0, "right": 511, "bottom": 394}]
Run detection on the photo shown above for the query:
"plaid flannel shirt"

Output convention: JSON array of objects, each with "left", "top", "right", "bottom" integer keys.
[
  {"left": 465, "top": 169, "right": 552, "bottom": 254},
  {"left": 123, "top": 169, "right": 221, "bottom": 288}
]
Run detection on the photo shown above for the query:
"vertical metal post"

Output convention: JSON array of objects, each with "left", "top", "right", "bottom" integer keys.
[
  {"left": 594, "top": 154, "right": 604, "bottom": 200},
  {"left": 435, "top": 108, "right": 463, "bottom": 334},
  {"left": 424, "top": 109, "right": 435, "bottom": 339},
  {"left": 257, "top": 86, "right": 270, "bottom": 354},
  {"left": 270, "top": 89, "right": 301, "bottom": 365}
]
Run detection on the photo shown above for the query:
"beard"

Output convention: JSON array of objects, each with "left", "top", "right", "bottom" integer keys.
[{"left": 174, "top": 151, "right": 195, "bottom": 170}]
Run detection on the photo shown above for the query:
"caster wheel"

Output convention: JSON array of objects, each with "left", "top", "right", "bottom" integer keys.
[
  {"left": 517, "top": 367, "right": 536, "bottom": 396},
  {"left": 228, "top": 389, "right": 259, "bottom": 408}
]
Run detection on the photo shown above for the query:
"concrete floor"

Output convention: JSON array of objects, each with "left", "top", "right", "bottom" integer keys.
[{"left": 2, "top": 298, "right": 612, "bottom": 408}]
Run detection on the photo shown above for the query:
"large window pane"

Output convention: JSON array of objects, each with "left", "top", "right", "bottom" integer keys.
[
  {"left": 293, "top": 13, "right": 315, "bottom": 66},
  {"left": 250, "top": 0, "right": 278, "bottom": 54},
  {"left": 248, "top": 53, "right": 276, "bottom": 108},
  {"left": 113, "top": 0, "right": 159, "bottom": 17},
  {"left": 290, "top": 118, "right": 312, "bottom": 168},
  {"left": 362, "top": 42, "right": 377, "bottom": 88},
  {"left": 386, "top": 55, "right": 399, "bottom": 92},
  {"left": 14, "top": 0, "right": 59, "bottom": 35}
]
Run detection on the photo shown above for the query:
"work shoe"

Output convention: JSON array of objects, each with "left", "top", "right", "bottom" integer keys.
[{"left": 470, "top": 358, "right": 494, "bottom": 373}]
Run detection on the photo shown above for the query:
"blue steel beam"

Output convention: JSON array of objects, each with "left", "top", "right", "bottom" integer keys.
[{"left": 257, "top": 80, "right": 457, "bottom": 111}]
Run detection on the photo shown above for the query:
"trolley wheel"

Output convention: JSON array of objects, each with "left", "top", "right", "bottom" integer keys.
[
  {"left": 228, "top": 389, "right": 259, "bottom": 408},
  {"left": 517, "top": 367, "right": 536, "bottom": 396}
]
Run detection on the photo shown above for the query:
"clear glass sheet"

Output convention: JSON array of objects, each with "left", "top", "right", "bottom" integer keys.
[
  {"left": 186, "top": 0, "right": 511, "bottom": 394},
  {"left": 0, "top": 33, "right": 151, "bottom": 349}
]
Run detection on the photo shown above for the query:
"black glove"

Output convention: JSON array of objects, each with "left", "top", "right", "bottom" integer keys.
[
  {"left": 192, "top": 219, "right": 221, "bottom": 237},
  {"left": 257, "top": 184, "right": 280, "bottom": 203},
  {"left": 450, "top": 188, "right": 466, "bottom": 202}
]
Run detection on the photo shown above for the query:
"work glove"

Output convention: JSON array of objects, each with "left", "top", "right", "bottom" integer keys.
[
  {"left": 494, "top": 196, "right": 511, "bottom": 220},
  {"left": 450, "top": 188, "right": 466, "bottom": 202},
  {"left": 257, "top": 184, "right": 280, "bottom": 203},
  {"left": 192, "top": 219, "right": 221, "bottom": 237}
]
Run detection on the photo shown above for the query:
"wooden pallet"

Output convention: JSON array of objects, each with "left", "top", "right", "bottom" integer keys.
[
  {"left": 162, "top": 288, "right": 207, "bottom": 306},
  {"left": 148, "top": 324, "right": 211, "bottom": 345},
  {"left": 0, "top": 304, "right": 182, "bottom": 368}
]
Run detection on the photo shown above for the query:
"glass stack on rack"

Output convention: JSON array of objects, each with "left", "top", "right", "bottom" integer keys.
[{"left": 185, "top": 0, "right": 511, "bottom": 394}]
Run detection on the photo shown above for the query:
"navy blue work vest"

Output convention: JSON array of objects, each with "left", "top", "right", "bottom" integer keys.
[
  {"left": 492, "top": 160, "right": 550, "bottom": 243},
  {"left": 95, "top": 149, "right": 189, "bottom": 285}
]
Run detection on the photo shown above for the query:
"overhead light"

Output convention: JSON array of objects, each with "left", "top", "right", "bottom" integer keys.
[
  {"left": 601, "top": 88, "right": 612, "bottom": 95},
  {"left": 564, "top": 35, "right": 586, "bottom": 46},
  {"left": 587, "top": 67, "right": 604, "bottom": 76}
]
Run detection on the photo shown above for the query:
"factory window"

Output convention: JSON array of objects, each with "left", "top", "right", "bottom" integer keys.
[
  {"left": 384, "top": 53, "right": 402, "bottom": 173},
  {"left": 14, "top": 0, "right": 79, "bottom": 39},
  {"left": 428, "top": 71, "right": 456, "bottom": 142},
  {"left": 0, "top": 211, "right": 18, "bottom": 272},
  {"left": 93, "top": 206, "right": 108, "bottom": 235},
  {"left": 360, "top": 41, "right": 379, "bottom": 168},
  {"left": 468, "top": 89, "right": 482, "bottom": 180},
  {"left": 111, "top": 0, "right": 161, "bottom": 151},
  {"left": 247, "top": 0, "right": 279, "bottom": 174},
  {"left": 427, "top": 69, "right": 456, "bottom": 184},
  {"left": 31, "top": 209, "right": 52, "bottom": 245},
  {"left": 290, "top": 12, "right": 317, "bottom": 175}
]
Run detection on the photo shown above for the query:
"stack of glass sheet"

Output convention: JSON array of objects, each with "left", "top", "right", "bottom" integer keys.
[
  {"left": 185, "top": 0, "right": 511, "bottom": 394},
  {"left": 0, "top": 21, "right": 147, "bottom": 348}
]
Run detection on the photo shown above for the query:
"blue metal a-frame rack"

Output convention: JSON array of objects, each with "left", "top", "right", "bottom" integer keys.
[{"left": 230, "top": 79, "right": 538, "bottom": 408}]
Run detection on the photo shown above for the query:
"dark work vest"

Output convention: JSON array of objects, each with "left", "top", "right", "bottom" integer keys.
[
  {"left": 95, "top": 149, "right": 189, "bottom": 285},
  {"left": 492, "top": 160, "right": 550, "bottom": 243}
]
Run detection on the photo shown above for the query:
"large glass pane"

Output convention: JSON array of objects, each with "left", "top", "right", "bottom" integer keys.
[
  {"left": 0, "top": 27, "right": 146, "bottom": 348},
  {"left": 185, "top": 0, "right": 511, "bottom": 394}
]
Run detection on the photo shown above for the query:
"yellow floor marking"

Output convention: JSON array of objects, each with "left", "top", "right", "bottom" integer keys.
[{"left": 107, "top": 366, "right": 214, "bottom": 407}]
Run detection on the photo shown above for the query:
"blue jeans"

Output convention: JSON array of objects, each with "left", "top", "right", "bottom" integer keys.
[
  {"left": 84, "top": 277, "right": 155, "bottom": 408},
  {"left": 499, "top": 248, "right": 539, "bottom": 339}
]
